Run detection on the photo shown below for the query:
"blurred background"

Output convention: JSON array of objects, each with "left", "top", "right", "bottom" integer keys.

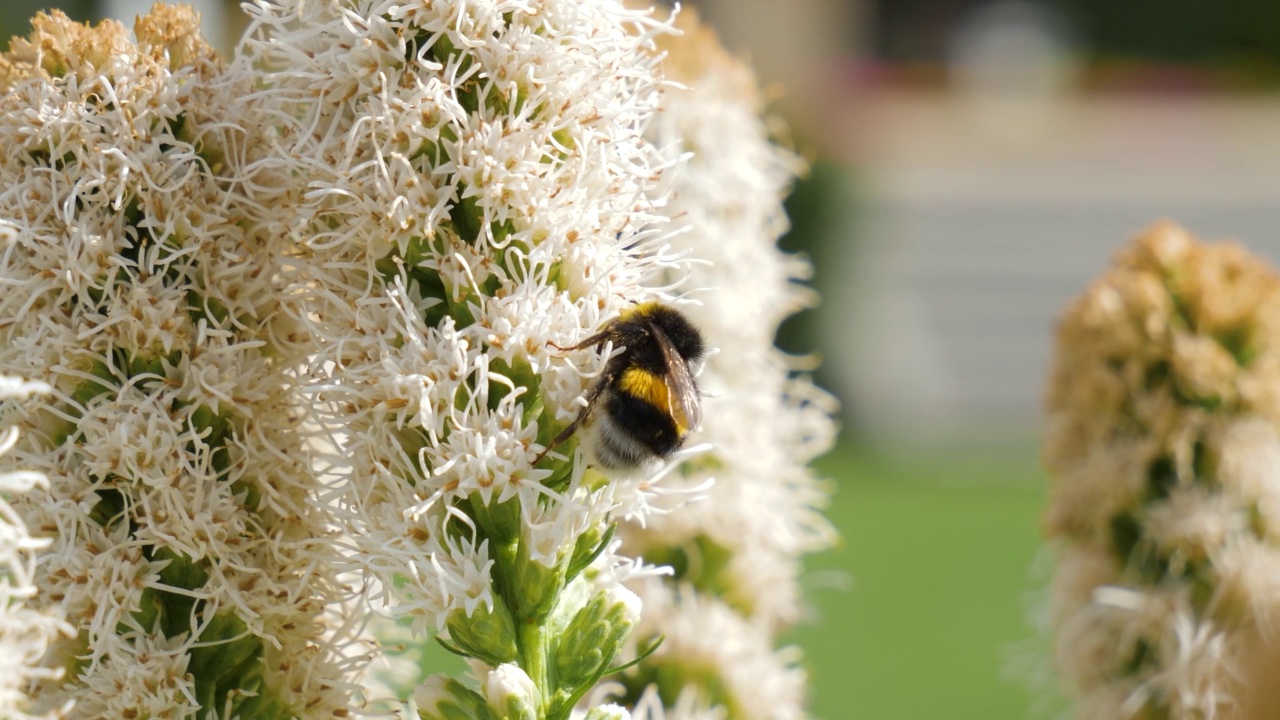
[{"left": 9, "top": 0, "right": 1280, "bottom": 717}]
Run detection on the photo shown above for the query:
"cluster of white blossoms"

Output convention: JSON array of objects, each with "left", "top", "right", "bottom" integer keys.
[
  {"left": 0, "top": 7, "right": 351, "bottom": 717},
  {"left": 235, "top": 0, "right": 707, "bottom": 717},
  {"left": 0, "top": 376, "right": 71, "bottom": 719},
  {"left": 610, "top": 13, "right": 838, "bottom": 720},
  {"left": 0, "top": 0, "right": 837, "bottom": 717},
  {"left": 1045, "top": 222, "right": 1280, "bottom": 719}
]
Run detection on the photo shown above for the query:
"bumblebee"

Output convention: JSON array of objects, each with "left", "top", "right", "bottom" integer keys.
[{"left": 535, "top": 302, "right": 706, "bottom": 474}]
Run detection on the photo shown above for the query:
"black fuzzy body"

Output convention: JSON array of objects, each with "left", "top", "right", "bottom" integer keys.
[
  {"left": 600, "top": 302, "right": 706, "bottom": 382},
  {"left": 536, "top": 302, "right": 706, "bottom": 474},
  {"left": 589, "top": 302, "right": 705, "bottom": 470}
]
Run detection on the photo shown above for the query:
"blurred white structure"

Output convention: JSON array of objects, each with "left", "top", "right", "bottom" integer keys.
[
  {"left": 949, "top": 0, "right": 1078, "bottom": 146},
  {"left": 950, "top": 1, "right": 1076, "bottom": 96},
  {"left": 692, "top": 0, "right": 862, "bottom": 140},
  {"left": 828, "top": 89, "right": 1280, "bottom": 444}
]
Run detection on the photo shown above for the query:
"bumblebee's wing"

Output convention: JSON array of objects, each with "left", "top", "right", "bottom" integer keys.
[{"left": 650, "top": 322, "right": 702, "bottom": 433}]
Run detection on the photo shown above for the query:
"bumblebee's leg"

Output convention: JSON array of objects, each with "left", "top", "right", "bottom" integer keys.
[
  {"left": 532, "top": 379, "right": 609, "bottom": 465},
  {"left": 547, "top": 329, "right": 610, "bottom": 353}
]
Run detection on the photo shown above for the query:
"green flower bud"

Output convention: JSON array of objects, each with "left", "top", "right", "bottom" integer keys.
[
  {"left": 484, "top": 663, "right": 540, "bottom": 720},
  {"left": 470, "top": 495, "right": 521, "bottom": 542},
  {"left": 415, "top": 675, "right": 495, "bottom": 720},
  {"left": 445, "top": 600, "right": 519, "bottom": 666},
  {"left": 554, "top": 585, "right": 642, "bottom": 686},
  {"left": 566, "top": 522, "right": 612, "bottom": 582},
  {"left": 512, "top": 526, "right": 568, "bottom": 620},
  {"left": 512, "top": 556, "right": 564, "bottom": 621}
]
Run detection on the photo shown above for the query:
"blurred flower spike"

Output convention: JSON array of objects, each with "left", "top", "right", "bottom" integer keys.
[
  {"left": 612, "top": 11, "right": 839, "bottom": 720},
  {"left": 1045, "top": 221, "right": 1280, "bottom": 719}
]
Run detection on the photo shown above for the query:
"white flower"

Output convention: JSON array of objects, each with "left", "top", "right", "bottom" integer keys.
[
  {"left": 624, "top": 581, "right": 808, "bottom": 720},
  {"left": 66, "top": 634, "right": 200, "bottom": 719},
  {"left": 584, "top": 703, "right": 634, "bottom": 720},
  {"left": 240, "top": 0, "right": 679, "bottom": 596},
  {"left": 627, "top": 686, "right": 724, "bottom": 720},
  {"left": 0, "top": 376, "right": 71, "bottom": 720},
  {"left": 0, "top": 7, "right": 353, "bottom": 716},
  {"left": 236, "top": 0, "right": 686, "bottom": 710}
]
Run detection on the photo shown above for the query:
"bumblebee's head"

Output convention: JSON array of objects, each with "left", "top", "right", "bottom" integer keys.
[{"left": 624, "top": 302, "right": 706, "bottom": 365}]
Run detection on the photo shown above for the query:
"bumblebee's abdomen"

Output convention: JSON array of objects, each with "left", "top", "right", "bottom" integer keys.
[
  {"left": 618, "top": 367, "right": 681, "bottom": 427},
  {"left": 590, "top": 389, "right": 684, "bottom": 470}
]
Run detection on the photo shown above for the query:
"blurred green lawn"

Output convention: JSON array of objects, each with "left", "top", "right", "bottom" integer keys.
[{"left": 792, "top": 442, "right": 1055, "bottom": 720}]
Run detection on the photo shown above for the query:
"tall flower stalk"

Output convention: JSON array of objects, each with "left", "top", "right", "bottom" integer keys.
[
  {"left": 0, "top": 8, "right": 352, "bottom": 717},
  {"left": 1045, "top": 221, "right": 1280, "bottom": 719},
  {"left": 611, "top": 12, "right": 839, "bottom": 720},
  {"left": 235, "top": 0, "right": 687, "bottom": 716}
]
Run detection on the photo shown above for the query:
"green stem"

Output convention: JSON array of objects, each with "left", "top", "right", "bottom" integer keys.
[
  {"left": 495, "top": 505, "right": 555, "bottom": 718},
  {"left": 518, "top": 618, "right": 550, "bottom": 715}
]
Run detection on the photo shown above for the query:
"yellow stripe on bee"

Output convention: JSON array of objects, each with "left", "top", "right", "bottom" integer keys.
[
  {"left": 618, "top": 367, "right": 685, "bottom": 433},
  {"left": 617, "top": 301, "right": 664, "bottom": 323}
]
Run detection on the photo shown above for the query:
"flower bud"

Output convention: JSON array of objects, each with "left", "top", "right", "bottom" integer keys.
[
  {"left": 415, "top": 674, "right": 495, "bottom": 720},
  {"left": 554, "top": 585, "right": 642, "bottom": 686},
  {"left": 444, "top": 599, "right": 519, "bottom": 666},
  {"left": 512, "top": 522, "right": 568, "bottom": 620},
  {"left": 566, "top": 522, "right": 610, "bottom": 581},
  {"left": 484, "top": 663, "right": 540, "bottom": 720},
  {"left": 471, "top": 496, "right": 521, "bottom": 542}
]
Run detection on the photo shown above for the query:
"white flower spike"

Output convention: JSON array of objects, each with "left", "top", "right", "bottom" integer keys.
[{"left": 0, "top": 7, "right": 353, "bottom": 717}]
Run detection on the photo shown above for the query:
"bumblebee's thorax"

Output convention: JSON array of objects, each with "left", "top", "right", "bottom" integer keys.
[
  {"left": 608, "top": 301, "right": 706, "bottom": 370},
  {"left": 605, "top": 325, "right": 668, "bottom": 378}
]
